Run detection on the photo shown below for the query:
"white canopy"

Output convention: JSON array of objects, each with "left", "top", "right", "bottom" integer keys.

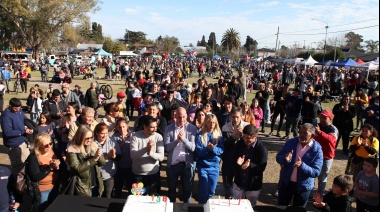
[
  {"left": 351, "top": 61, "right": 379, "bottom": 70},
  {"left": 296, "top": 55, "right": 318, "bottom": 66}
]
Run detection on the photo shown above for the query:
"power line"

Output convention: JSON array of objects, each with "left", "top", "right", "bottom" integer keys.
[
  {"left": 280, "top": 18, "right": 379, "bottom": 34},
  {"left": 256, "top": 34, "right": 276, "bottom": 40},
  {"left": 280, "top": 24, "right": 378, "bottom": 36}
]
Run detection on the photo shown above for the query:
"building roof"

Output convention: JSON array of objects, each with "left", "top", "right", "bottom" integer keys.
[
  {"left": 358, "top": 53, "right": 379, "bottom": 62},
  {"left": 76, "top": 43, "right": 103, "bottom": 50},
  {"left": 134, "top": 43, "right": 155, "bottom": 48},
  {"left": 257, "top": 48, "right": 275, "bottom": 52}
]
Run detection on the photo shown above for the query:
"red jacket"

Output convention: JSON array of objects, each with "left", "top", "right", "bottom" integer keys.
[{"left": 313, "top": 124, "right": 339, "bottom": 159}]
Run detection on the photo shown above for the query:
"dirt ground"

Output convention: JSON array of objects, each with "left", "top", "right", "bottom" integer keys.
[{"left": 0, "top": 68, "right": 364, "bottom": 211}]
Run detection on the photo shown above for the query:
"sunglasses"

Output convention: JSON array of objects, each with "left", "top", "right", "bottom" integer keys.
[
  {"left": 85, "top": 136, "right": 93, "bottom": 141},
  {"left": 42, "top": 142, "right": 53, "bottom": 148}
]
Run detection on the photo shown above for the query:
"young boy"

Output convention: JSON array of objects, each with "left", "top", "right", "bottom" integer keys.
[
  {"left": 313, "top": 175, "right": 353, "bottom": 212},
  {"left": 354, "top": 157, "right": 379, "bottom": 212}
]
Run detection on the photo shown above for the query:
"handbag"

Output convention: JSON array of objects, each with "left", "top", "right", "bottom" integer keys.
[
  {"left": 15, "top": 165, "right": 28, "bottom": 194},
  {"left": 60, "top": 174, "right": 77, "bottom": 195}
]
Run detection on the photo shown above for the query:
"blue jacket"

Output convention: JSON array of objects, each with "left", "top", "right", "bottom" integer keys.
[
  {"left": 1, "top": 69, "right": 10, "bottom": 80},
  {"left": 276, "top": 137, "right": 323, "bottom": 192},
  {"left": 164, "top": 122, "right": 197, "bottom": 169},
  {"left": 195, "top": 131, "right": 224, "bottom": 168},
  {"left": 1, "top": 108, "right": 27, "bottom": 148}
]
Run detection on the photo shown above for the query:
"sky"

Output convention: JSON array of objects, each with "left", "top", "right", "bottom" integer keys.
[{"left": 91, "top": 0, "right": 379, "bottom": 50}]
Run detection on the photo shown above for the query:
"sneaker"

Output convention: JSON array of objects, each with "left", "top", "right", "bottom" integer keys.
[
  {"left": 276, "top": 132, "right": 281, "bottom": 137},
  {"left": 267, "top": 132, "right": 273, "bottom": 136},
  {"left": 274, "top": 190, "right": 279, "bottom": 197},
  {"left": 282, "top": 136, "right": 289, "bottom": 140},
  {"left": 260, "top": 129, "right": 265, "bottom": 133},
  {"left": 267, "top": 121, "right": 272, "bottom": 124}
]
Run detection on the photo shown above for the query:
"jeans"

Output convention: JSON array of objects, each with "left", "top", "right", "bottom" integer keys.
[
  {"left": 232, "top": 183, "right": 261, "bottom": 207},
  {"left": 317, "top": 159, "right": 333, "bottom": 196},
  {"left": 133, "top": 172, "right": 160, "bottom": 196},
  {"left": 102, "top": 177, "right": 114, "bottom": 198},
  {"left": 285, "top": 116, "right": 300, "bottom": 137},
  {"left": 20, "top": 78, "right": 27, "bottom": 93},
  {"left": 39, "top": 186, "right": 58, "bottom": 212},
  {"left": 3, "top": 79, "right": 10, "bottom": 92},
  {"left": 167, "top": 164, "right": 194, "bottom": 203},
  {"left": 114, "top": 167, "right": 133, "bottom": 198},
  {"left": 278, "top": 181, "right": 312, "bottom": 208},
  {"left": 197, "top": 166, "right": 219, "bottom": 204},
  {"left": 6, "top": 142, "right": 30, "bottom": 175}
]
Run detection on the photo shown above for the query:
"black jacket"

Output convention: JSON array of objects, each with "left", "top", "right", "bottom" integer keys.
[
  {"left": 315, "top": 191, "right": 352, "bottom": 212},
  {"left": 160, "top": 98, "right": 185, "bottom": 122},
  {"left": 43, "top": 99, "right": 68, "bottom": 124},
  {"left": 332, "top": 103, "right": 356, "bottom": 133},
  {"left": 233, "top": 138, "right": 268, "bottom": 191}
]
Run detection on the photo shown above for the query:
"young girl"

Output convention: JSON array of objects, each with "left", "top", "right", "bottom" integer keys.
[
  {"left": 188, "top": 94, "right": 203, "bottom": 122},
  {"left": 38, "top": 112, "right": 55, "bottom": 139},
  {"left": 240, "top": 101, "right": 256, "bottom": 126},
  {"left": 250, "top": 98, "right": 263, "bottom": 128}
]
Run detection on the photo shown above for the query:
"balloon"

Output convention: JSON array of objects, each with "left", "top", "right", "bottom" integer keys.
[
  {"left": 131, "top": 188, "right": 136, "bottom": 195},
  {"left": 132, "top": 183, "right": 138, "bottom": 188},
  {"left": 141, "top": 188, "right": 146, "bottom": 195},
  {"left": 138, "top": 182, "right": 144, "bottom": 188}
]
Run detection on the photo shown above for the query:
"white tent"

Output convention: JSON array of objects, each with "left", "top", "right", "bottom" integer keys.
[
  {"left": 296, "top": 55, "right": 318, "bottom": 66},
  {"left": 351, "top": 61, "right": 378, "bottom": 70}
]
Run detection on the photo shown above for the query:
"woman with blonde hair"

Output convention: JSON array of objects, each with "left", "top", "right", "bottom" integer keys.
[
  {"left": 66, "top": 125, "right": 105, "bottom": 197},
  {"left": 25, "top": 133, "right": 62, "bottom": 211},
  {"left": 195, "top": 114, "right": 224, "bottom": 204},
  {"left": 240, "top": 101, "right": 256, "bottom": 126}
]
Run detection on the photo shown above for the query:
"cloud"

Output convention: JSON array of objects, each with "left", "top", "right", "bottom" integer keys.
[
  {"left": 125, "top": 6, "right": 142, "bottom": 14},
  {"left": 258, "top": 1, "right": 280, "bottom": 7}
]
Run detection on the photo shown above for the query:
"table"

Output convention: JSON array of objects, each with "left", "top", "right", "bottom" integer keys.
[
  {"left": 46, "top": 195, "right": 204, "bottom": 212},
  {"left": 46, "top": 195, "right": 303, "bottom": 212}
]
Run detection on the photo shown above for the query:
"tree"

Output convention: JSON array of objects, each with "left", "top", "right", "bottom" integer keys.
[
  {"left": 122, "top": 29, "right": 148, "bottom": 44},
  {"left": 364, "top": 40, "right": 379, "bottom": 53},
  {"left": 197, "top": 35, "right": 207, "bottom": 47},
  {"left": 60, "top": 24, "right": 79, "bottom": 48},
  {"left": 112, "top": 42, "right": 126, "bottom": 55},
  {"left": 344, "top": 32, "right": 364, "bottom": 52},
  {"left": 103, "top": 37, "right": 114, "bottom": 54},
  {"left": 243, "top": 36, "right": 257, "bottom": 54},
  {"left": 91, "top": 22, "right": 103, "bottom": 43},
  {"left": 207, "top": 32, "right": 217, "bottom": 51},
  {"left": 155, "top": 35, "right": 179, "bottom": 53},
  {"left": 0, "top": 0, "right": 99, "bottom": 59},
  {"left": 221, "top": 28, "right": 240, "bottom": 54}
]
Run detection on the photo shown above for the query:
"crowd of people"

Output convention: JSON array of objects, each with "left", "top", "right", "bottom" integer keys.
[{"left": 0, "top": 55, "right": 379, "bottom": 212}]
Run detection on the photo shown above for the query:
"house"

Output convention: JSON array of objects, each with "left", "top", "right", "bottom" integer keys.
[
  {"left": 133, "top": 43, "right": 156, "bottom": 56},
  {"left": 180, "top": 46, "right": 207, "bottom": 53},
  {"left": 76, "top": 43, "right": 103, "bottom": 51},
  {"left": 257, "top": 48, "right": 276, "bottom": 58}
]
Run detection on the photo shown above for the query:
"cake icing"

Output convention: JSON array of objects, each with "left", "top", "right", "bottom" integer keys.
[{"left": 204, "top": 199, "right": 254, "bottom": 212}]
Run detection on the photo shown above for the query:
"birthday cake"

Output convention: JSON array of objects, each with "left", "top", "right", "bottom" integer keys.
[
  {"left": 204, "top": 199, "right": 254, "bottom": 212},
  {"left": 123, "top": 195, "right": 173, "bottom": 212}
]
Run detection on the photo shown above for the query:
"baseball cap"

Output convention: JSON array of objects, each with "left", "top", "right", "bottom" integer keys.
[
  {"left": 319, "top": 109, "right": 333, "bottom": 120},
  {"left": 117, "top": 91, "right": 126, "bottom": 98}
]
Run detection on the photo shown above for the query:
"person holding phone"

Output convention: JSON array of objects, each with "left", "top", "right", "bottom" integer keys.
[
  {"left": 67, "top": 125, "right": 105, "bottom": 197},
  {"left": 195, "top": 114, "right": 224, "bottom": 204}
]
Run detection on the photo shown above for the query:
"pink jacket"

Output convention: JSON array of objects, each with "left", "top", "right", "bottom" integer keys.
[{"left": 251, "top": 107, "right": 263, "bottom": 128}]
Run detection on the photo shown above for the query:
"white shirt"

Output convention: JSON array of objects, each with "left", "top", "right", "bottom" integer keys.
[{"left": 171, "top": 123, "right": 187, "bottom": 165}]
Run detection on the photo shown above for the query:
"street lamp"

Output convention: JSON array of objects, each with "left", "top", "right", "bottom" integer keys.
[{"left": 312, "top": 18, "right": 328, "bottom": 61}]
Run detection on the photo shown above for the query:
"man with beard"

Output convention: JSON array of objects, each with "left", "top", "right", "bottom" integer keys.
[
  {"left": 160, "top": 84, "right": 185, "bottom": 122},
  {"left": 131, "top": 116, "right": 164, "bottom": 195},
  {"left": 221, "top": 107, "right": 249, "bottom": 198},
  {"left": 216, "top": 96, "right": 234, "bottom": 129},
  {"left": 134, "top": 103, "right": 167, "bottom": 136}
]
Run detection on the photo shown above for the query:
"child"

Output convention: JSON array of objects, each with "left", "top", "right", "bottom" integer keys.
[
  {"left": 354, "top": 157, "right": 379, "bottom": 212},
  {"left": 313, "top": 175, "right": 353, "bottom": 212},
  {"left": 250, "top": 98, "right": 263, "bottom": 128},
  {"left": 37, "top": 112, "right": 55, "bottom": 138}
]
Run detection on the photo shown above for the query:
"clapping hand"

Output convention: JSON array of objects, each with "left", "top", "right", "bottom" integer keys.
[
  {"left": 356, "top": 137, "right": 362, "bottom": 146},
  {"left": 313, "top": 192, "right": 325, "bottom": 208},
  {"left": 232, "top": 125, "right": 243, "bottom": 139},
  {"left": 107, "top": 148, "right": 116, "bottom": 159},
  {"left": 285, "top": 150, "right": 293, "bottom": 162},
  {"left": 241, "top": 159, "right": 250, "bottom": 170},
  {"left": 237, "top": 155, "right": 245, "bottom": 166},
  {"left": 206, "top": 142, "right": 214, "bottom": 150},
  {"left": 147, "top": 140, "right": 155, "bottom": 154},
  {"left": 294, "top": 157, "right": 302, "bottom": 168},
  {"left": 94, "top": 148, "right": 102, "bottom": 161},
  {"left": 49, "top": 159, "right": 60, "bottom": 170},
  {"left": 177, "top": 129, "right": 185, "bottom": 142}
]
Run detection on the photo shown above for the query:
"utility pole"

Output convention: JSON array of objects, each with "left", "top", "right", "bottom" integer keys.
[
  {"left": 334, "top": 38, "right": 337, "bottom": 61},
  {"left": 304, "top": 40, "right": 306, "bottom": 49},
  {"left": 274, "top": 27, "right": 279, "bottom": 56}
]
